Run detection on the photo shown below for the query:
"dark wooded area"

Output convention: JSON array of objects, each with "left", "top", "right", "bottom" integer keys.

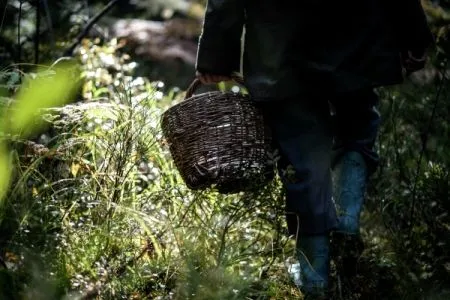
[{"left": 0, "top": 1, "right": 449, "bottom": 299}]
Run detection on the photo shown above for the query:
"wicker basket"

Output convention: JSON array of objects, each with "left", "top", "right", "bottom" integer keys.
[{"left": 160, "top": 77, "right": 274, "bottom": 194}]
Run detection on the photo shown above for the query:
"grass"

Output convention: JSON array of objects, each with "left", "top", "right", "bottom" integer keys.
[
  {"left": 0, "top": 38, "right": 448, "bottom": 299},
  {"left": 0, "top": 40, "right": 297, "bottom": 299}
]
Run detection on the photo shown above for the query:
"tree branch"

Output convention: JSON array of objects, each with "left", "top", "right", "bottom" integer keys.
[{"left": 64, "top": 0, "right": 120, "bottom": 56}]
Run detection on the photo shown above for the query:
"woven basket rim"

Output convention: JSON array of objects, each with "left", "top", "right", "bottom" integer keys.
[{"left": 163, "top": 90, "right": 251, "bottom": 116}]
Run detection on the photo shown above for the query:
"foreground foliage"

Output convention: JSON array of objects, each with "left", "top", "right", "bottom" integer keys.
[{"left": 1, "top": 0, "right": 450, "bottom": 294}]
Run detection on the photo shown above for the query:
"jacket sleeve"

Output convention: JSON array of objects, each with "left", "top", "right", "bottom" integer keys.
[
  {"left": 390, "top": 0, "right": 434, "bottom": 52},
  {"left": 195, "top": 0, "right": 245, "bottom": 75}
]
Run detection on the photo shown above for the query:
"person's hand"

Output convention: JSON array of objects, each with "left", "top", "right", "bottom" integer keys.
[
  {"left": 196, "top": 71, "right": 231, "bottom": 84},
  {"left": 401, "top": 49, "right": 427, "bottom": 75}
]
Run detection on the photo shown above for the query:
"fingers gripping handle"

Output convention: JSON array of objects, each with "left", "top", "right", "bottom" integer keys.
[{"left": 185, "top": 75, "right": 245, "bottom": 100}]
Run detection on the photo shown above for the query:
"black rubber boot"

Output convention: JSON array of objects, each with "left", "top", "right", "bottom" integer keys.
[
  {"left": 332, "top": 151, "right": 368, "bottom": 235},
  {"left": 296, "top": 234, "right": 330, "bottom": 299}
]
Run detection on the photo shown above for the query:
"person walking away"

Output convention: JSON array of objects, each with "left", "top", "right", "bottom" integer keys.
[{"left": 195, "top": 0, "right": 434, "bottom": 297}]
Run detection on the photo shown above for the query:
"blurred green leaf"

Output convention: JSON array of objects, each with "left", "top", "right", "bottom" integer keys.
[
  {"left": 7, "top": 61, "right": 81, "bottom": 137},
  {"left": 0, "top": 143, "right": 11, "bottom": 204}
]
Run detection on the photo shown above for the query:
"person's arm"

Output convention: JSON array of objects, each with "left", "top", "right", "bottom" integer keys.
[
  {"left": 195, "top": 0, "right": 245, "bottom": 83},
  {"left": 392, "top": 0, "right": 434, "bottom": 50}
]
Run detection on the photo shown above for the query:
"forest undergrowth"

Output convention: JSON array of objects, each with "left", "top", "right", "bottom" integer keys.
[{"left": 0, "top": 38, "right": 449, "bottom": 300}]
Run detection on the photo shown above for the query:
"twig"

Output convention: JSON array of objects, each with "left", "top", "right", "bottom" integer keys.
[
  {"left": 34, "top": 0, "right": 40, "bottom": 65},
  {"left": 64, "top": 0, "right": 119, "bottom": 56},
  {"left": 408, "top": 58, "right": 448, "bottom": 234},
  {"left": 17, "top": 0, "right": 22, "bottom": 64},
  {"left": 0, "top": 0, "right": 8, "bottom": 33},
  {"left": 42, "top": 0, "right": 54, "bottom": 48},
  {"left": 20, "top": 3, "right": 83, "bottom": 48}
]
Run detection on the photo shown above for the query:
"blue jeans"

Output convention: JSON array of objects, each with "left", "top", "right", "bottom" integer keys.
[{"left": 259, "top": 89, "right": 380, "bottom": 235}]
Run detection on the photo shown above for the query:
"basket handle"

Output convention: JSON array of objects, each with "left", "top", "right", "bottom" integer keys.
[{"left": 185, "top": 74, "right": 245, "bottom": 100}]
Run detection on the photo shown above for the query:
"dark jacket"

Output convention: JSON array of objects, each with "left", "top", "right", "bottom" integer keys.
[{"left": 195, "top": 0, "right": 434, "bottom": 100}]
